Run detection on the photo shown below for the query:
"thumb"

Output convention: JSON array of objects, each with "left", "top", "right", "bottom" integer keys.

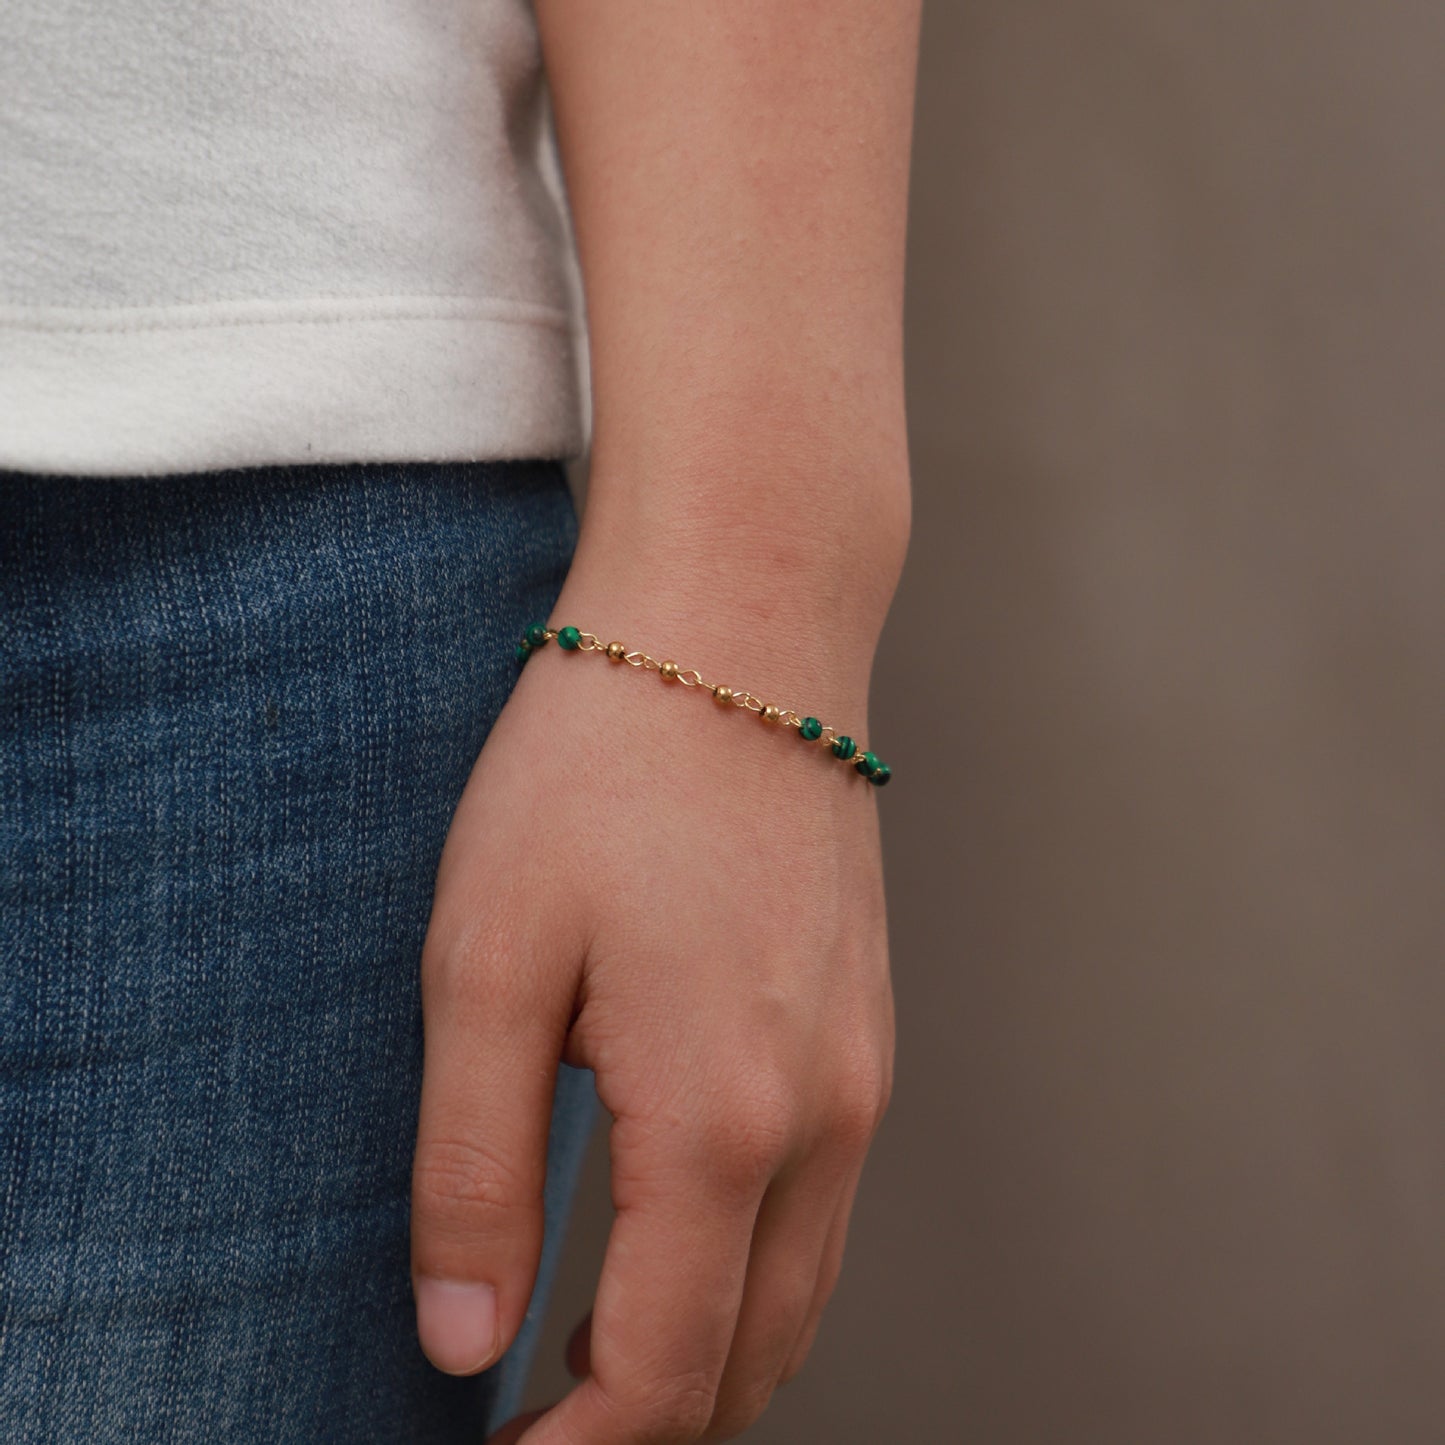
[{"left": 409, "top": 896, "right": 574, "bottom": 1376}]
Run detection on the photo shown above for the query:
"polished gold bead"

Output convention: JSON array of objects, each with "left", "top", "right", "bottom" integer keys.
[
  {"left": 713, "top": 685, "right": 733, "bottom": 705},
  {"left": 760, "top": 703, "right": 781, "bottom": 723},
  {"left": 606, "top": 641, "right": 626, "bottom": 660},
  {"left": 659, "top": 660, "right": 679, "bottom": 681}
]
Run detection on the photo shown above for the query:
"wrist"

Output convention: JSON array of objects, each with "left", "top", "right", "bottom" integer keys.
[
  {"left": 546, "top": 551, "right": 897, "bottom": 747},
  {"left": 571, "top": 454, "right": 910, "bottom": 632},
  {"left": 515, "top": 621, "right": 895, "bottom": 792}
]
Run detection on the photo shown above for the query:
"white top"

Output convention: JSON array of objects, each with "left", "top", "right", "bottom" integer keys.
[{"left": 0, "top": 0, "right": 589, "bottom": 476}]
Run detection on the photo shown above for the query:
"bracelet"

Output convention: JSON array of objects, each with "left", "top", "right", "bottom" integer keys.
[{"left": 515, "top": 621, "right": 892, "bottom": 786}]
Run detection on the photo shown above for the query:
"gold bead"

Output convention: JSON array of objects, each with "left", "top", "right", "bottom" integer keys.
[
  {"left": 659, "top": 660, "right": 679, "bottom": 681},
  {"left": 606, "top": 641, "right": 626, "bottom": 660},
  {"left": 713, "top": 685, "right": 733, "bottom": 705},
  {"left": 760, "top": 703, "right": 781, "bottom": 723}
]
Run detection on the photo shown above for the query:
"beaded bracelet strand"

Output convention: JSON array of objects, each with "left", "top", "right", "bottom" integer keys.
[{"left": 515, "top": 622, "right": 892, "bottom": 786}]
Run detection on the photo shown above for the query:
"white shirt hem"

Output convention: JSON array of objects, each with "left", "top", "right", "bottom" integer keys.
[{"left": 0, "top": 296, "right": 587, "bottom": 477}]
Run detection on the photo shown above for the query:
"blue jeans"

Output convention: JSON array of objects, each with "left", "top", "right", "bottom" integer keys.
[{"left": 0, "top": 461, "right": 600, "bottom": 1441}]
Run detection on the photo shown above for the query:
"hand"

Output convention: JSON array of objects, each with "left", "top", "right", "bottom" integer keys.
[{"left": 408, "top": 578, "right": 896, "bottom": 1443}]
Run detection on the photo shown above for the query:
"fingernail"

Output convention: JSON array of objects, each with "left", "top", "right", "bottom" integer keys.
[{"left": 414, "top": 1278, "right": 499, "bottom": 1375}]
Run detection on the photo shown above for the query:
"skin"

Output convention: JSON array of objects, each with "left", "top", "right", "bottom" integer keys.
[{"left": 409, "top": 3, "right": 922, "bottom": 1440}]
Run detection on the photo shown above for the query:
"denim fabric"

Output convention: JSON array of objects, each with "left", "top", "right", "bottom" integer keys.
[{"left": 0, "top": 461, "right": 600, "bottom": 1442}]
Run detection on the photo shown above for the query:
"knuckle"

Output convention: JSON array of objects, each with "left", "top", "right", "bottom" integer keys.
[
  {"left": 413, "top": 1135, "right": 531, "bottom": 1229},
  {"left": 698, "top": 1086, "right": 795, "bottom": 1187},
  {"left": 877, "top": 1057, "right": 896, "bottom": 1119},
  {"left": 654, "top": 1380, "right": 717, "bottom": 1441},
  {"left": 828, "top": 1057, "right": 888, "bottom": 1149},
  {"left": 421, "top": 909, "right": 511, "bottom": 1001},
  {"left": 835, "top": 1092, "right": 880, "bottom": 1150},
  {"left": 419, "top": 932, "right": 478, "bottom": 1007},
  {"left": 608, "top": 1369, "right": 716, "bottom": 1442}
]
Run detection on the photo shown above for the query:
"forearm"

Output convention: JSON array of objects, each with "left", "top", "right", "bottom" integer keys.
[{"left": 536, "top": 0, "right": 921, "bottom": 670}]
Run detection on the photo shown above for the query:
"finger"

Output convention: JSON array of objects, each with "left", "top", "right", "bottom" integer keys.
[
  {"left": 702, "top": 1151, "right": 849, "bottom": 1440},
  {"left": 778, "top": 984, "right": 894, "bottom": 1389},
  {"left": 486, "top": 1407, "right": 553, "bottom": 1445},
  {"left": 513, "top": 1105, "right": 777, "bottom": 1444},
  {"left": 564, "top": 1309, "right": 593, "bottom": 1379},
  {"left": 410, "top": 892, "right": 576, "bottom": 1376},
  {"left": 777, "top": 1161, "right": 864, "bottom": 1386}
]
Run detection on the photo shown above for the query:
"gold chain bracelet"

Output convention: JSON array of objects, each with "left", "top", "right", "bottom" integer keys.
[{"left": 515, "top": 621, "right": 891, "bottom": 787}]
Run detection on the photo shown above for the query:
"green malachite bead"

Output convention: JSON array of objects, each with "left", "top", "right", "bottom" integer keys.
[
  {"left": 869, "top": 762, "right": 891, "bottom": 786},
  {"left": 855, "top": 751, "right": 880, "bottom": 777},
  {"left": 799, "top": 717, "right": 824, "bottom": 741},
  {"left": 515, "top": 641, "right": 532, "bottom": 664},
  {"left": 557, "top": 625, "right": 581, "bottom": 650},
  {"left": 831, "top": 735, "right": 857, "bottom": 760},
  {"left": 525, "top": 622, "right": 550, "bottom": 648}
]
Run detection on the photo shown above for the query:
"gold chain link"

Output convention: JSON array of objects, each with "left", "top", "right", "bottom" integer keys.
[{"left": 528, "top": 627, "right": 889, "bottom": 783}]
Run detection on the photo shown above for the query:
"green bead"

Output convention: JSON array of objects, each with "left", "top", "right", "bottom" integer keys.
[
  {"left": 557, "top": 625, "right": 581, "bottom": 650},
  {"left": 799, "top": 717, "right": 824, "bottom": 741},
  {"left": 869, "top": 762, "right": 891, "bottom": 786},
  {"left": 525, "top": 622, "right": 550, "bottom": 648},
  {"left": 855, "top": 751, "right": 880, "bottom": 777},
  {"left": 515, "top": 641, "right": 532, "bottom": 664},
  {"left": 831, "top": 735, "right": 856, "bottom": 760}
]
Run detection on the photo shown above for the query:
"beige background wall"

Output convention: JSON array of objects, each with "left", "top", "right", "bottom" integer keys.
[{"left": 530, "top": 4, "right": 1445, "bottom": 1440}]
